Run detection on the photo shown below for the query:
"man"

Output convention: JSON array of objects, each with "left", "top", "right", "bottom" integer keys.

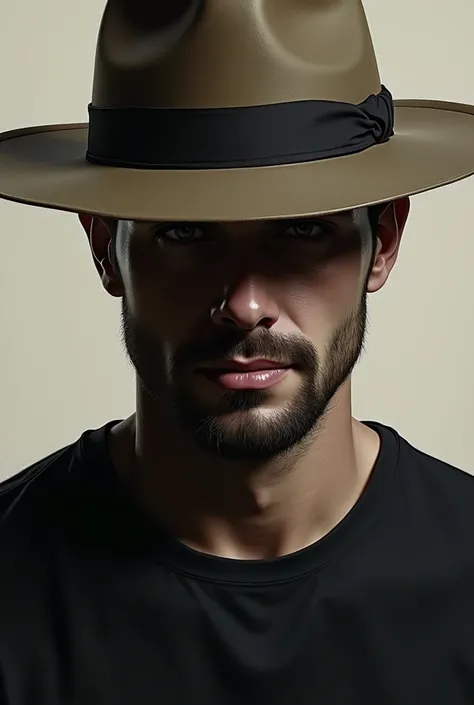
[{"left": 1, "top": 1, "right": 474, "bottom": 703}]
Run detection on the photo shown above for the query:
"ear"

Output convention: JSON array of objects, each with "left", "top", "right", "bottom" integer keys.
[
  {"left": 366, "top": 197, "right": 410, "bottom": 294},
  {"left": 78, "top": 214, "right": 123, "bottom": 297}
]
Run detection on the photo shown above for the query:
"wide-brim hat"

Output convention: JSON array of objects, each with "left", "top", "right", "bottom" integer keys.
[{"left": 1, "top": 0, "right": 474, "bottom": 223}]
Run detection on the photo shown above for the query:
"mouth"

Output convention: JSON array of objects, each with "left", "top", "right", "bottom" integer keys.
[{"left": 196, "top": 359, "right": 293, "bottom": 391}]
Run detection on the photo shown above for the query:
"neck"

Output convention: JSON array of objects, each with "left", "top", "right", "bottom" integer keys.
[{"left": 109, "top": 381, "right": 380, "bottom": 560}]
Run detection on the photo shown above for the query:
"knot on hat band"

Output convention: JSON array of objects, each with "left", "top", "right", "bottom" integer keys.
[{"left": 86, "top": 85, "right": 394, "bottom": 170}]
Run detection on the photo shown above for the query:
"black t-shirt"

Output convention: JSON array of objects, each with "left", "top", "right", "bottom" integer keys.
[{"left": 1, "top": 421, "right": 474, "bottom": 705}]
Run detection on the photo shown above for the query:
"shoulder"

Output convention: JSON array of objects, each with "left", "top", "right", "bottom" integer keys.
[
  {"left": 0, "top": 421, "right": 118, "bottom": 531},
  {"left": 0, "top": 441, "right": 82, "bottom": 614},
  {"left": 372, "top": 420, "right": 473, "bottom": 483},
  {"left": 0, "top": 423, "right": 120, "bottom": 611},
  {"left": 374, "top": 421, "right": 474, "bottom": 532},
  {"left": 0, "top": 438, "right": 89, "bottom": 655},
  {"left": 0, "top": 422, "right": 118, "bottom": 606},
  {"left": 0, "top": 442, "right": 79, "bottom": 528},
  {"left": 397, "top": 426, "right": 474, "bottom": 487}
]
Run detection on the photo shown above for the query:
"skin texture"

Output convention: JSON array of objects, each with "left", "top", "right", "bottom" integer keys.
[{"left": 79, "top": 198, "right": 409, "bottom": 559}]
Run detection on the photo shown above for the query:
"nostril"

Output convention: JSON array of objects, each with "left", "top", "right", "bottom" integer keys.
[
  {"left": 221, "top": 315, "right": 239, "bottom": 328},
  {"left": 260, "top": 316, "right": 277, "bottom": 329}
]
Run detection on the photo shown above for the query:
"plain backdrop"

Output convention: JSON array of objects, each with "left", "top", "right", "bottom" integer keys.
[{"left": 1, "top": 0, "right": 473, "bottom": 480}]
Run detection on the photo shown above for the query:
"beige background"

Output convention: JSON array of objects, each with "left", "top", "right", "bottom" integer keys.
[{"left": 1, "top": 0, "right": 473, "bottom": 480}]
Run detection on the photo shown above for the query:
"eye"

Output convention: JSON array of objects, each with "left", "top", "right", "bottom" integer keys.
[
  {"left": 284, "top": 220, "right": 333, "bottom": 241},
  {"left": 156, "top": 224, "right": 205, "bottom": 244}
]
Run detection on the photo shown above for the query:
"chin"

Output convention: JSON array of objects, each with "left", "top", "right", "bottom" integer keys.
[
  {"left": 186, "top": 404, "right": 315, "bottom": 462},
  {"left": 213, "top": 404, "right": 275, "bottom": 425},
  {"left": 218, "top": 405, "right": 281, "bottom": 424},
  {"left": 173, "top": 376, "right": 322, "bottom": 460}
]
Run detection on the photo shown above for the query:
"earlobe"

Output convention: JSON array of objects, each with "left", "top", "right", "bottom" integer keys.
[{"left": 366, "top": 255, "right": 388, "bottom": 294}]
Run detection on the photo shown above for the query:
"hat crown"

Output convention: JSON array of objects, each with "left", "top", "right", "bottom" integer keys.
[{"left": 91, "top": 0, "right": 382, "bottom": 109}]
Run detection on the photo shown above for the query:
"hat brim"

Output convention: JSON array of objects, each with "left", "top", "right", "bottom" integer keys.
[{"left": 1, "top": 100, "right": 474, "bottom": 222}]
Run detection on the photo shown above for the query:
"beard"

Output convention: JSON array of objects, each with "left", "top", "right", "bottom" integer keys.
[{"left": 120, "top": 294, "right": 368, "bottom": 462}]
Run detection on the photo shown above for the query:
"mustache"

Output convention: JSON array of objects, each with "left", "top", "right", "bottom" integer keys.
[{"left": 171, "top": 329, "right": 318, "bottom": 372}]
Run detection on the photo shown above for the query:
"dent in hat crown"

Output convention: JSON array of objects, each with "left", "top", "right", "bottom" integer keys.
[{"left": 91, "top": 0, "right": 382, "bottom": 110}]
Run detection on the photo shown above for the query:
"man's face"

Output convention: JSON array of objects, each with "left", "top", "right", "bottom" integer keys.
[{"left": 114, "top": 210, "right": 376, "bottom": 461}]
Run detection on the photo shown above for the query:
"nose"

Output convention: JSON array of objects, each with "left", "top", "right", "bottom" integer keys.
[{"left": 210, "top": 278, "right": 280, "bottom": 331}]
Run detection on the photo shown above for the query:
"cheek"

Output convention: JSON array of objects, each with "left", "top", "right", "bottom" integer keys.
[
  {"left": 125, "top": 248, "right": 217, "bottom": 342},
  {"left": 286, "top": 254, "right": 364, "bottom": 337}
]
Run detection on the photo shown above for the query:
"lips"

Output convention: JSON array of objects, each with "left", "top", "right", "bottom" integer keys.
[{"left": 197, "top": 359, "right": 292, "bottom": 391}]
